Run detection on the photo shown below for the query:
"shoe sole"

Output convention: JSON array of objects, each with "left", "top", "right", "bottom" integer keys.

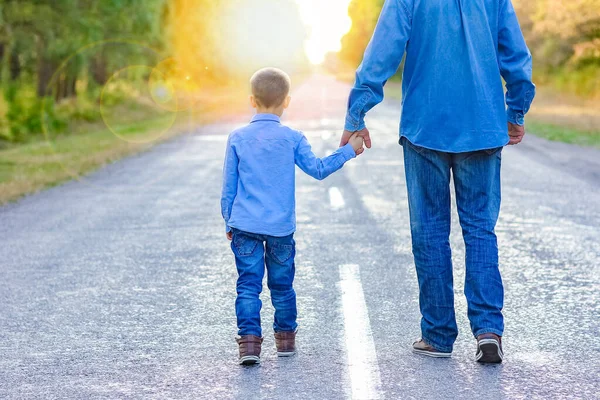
[
  {"left": 412, "top": 348, "right": 452, "bottom": 358},
  {"left": 239, "top": 355, "right": 260, "bottom": 365},
  {"left": 476, "top": 339, "right": 503, "bottom": 364},
  {"left": 277, "top": 351, "right": 296, "bottom": 357}
]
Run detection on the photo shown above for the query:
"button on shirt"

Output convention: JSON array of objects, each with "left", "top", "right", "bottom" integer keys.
[
  {"left": 221, "top": 114, "right": 356, "bottom": 237},
  {"left": 345, "top": 0, "right": 536, "bottom": 153}
]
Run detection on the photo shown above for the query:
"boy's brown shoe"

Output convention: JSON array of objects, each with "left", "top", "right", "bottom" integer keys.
[
  {"left": 236, "top": 335, "right": 263, "bottom": 365},
  {"left": 476, "top": 333, "right": 503, "bottom": 364},
  {"left": 274, "top": 331, "right": 297, "bottom": 357}
]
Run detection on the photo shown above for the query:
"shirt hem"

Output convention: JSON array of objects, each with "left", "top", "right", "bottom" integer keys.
[
  {"left": 228, "top": 224, "right": 296, "bottom": 237},
  {"left": 399, "top": 133, "right": 510, "bottom": 153}
]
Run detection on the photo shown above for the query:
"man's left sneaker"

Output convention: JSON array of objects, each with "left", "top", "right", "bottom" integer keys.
[
  {"left": 476, "top": 333, "right": 503, "bottom": 364},
  {"left": 412, "top": 338, "right": 452, "bottom": 358}
]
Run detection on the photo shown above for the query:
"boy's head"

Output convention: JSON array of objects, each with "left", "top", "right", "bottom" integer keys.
[{"left": 250, "top": 67, "right": 291, "bottom": 114}]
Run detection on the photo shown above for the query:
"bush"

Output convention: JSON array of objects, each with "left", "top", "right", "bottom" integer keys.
[
  {"left": 55, "top": 98, "right": 101, "bottom": 124},
  {"left": 2, "top": 85, "right": 67, "bottom": 143}
]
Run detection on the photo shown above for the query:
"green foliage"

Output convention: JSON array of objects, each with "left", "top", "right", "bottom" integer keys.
[
  {"left": 54, "top": 98, "right": 100, "bottom": 124},
  {"left": 513, "top": 0, "right": 600, "bottom": 95},
  {"left": 339, "top": 0, "right": 384, "bottom": 67},
  {"left": 0, "top": 0, "right": 168, "bottom": 143},
  {"left": 2, "top": 85, "right": 63, "bottom": 142}
]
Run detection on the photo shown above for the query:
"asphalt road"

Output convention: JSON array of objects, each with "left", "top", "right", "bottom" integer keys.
[{"left": 1, "top": 75, "right": 599, "bottom": 399}]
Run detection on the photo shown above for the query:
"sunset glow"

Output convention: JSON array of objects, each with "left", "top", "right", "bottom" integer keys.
[{"left": 296, "top": 0, "right": 353, "bottom": 64}]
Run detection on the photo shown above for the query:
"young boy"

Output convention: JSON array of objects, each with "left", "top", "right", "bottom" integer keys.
[{"left": 221, "top": 67, "right": 364, "bottom": 365}]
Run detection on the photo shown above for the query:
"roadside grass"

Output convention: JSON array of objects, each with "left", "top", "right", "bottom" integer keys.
[
  {"left": 0, "top": 93, "right": 246, "bottom": 205},
  {"left": 525, "top": 120, "right": 600, "bottom": 148}
]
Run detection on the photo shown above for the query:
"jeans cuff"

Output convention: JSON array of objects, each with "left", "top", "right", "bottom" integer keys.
[
  {"left": 473, "top": 328, "right": 504, "bottom": 338},
  {"left": 238, "top": 329, "right": 262, "bottom": 337},
  {"left": 274, "top": 323, "right": 298, "bottom": 334},
  {"left": 422, "top": 334, "right": 453, "bottom": 353}
]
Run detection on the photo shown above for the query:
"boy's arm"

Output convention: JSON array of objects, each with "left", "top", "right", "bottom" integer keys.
[
  {"left": 344, "top": 0, "right": 412, "bottom": 133},
  {"left": 498, "top": 0, "right": 536, "bottom": 126},
  {"left": 295, "top": 135, "right": 356, "bottom": 181},
  {"left": 220, "top": 137, "right": 239, "bottom": 234}
]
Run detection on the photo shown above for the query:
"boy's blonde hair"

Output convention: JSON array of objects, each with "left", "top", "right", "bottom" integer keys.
[{"left": 250, "top": 67, "right": 291, "bottom": 108}]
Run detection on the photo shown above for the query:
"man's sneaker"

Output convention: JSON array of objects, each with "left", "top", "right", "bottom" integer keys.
[
  {"left": 274, "top": 331, "right": 297, "bottom": 357},
  {"left": 412, "top": 338, "right": 452, "bottom": 358},
  {"left": 476, "top": 333, "right": 503, "bottom": 364},
  {"left": 236, "top": 335, "right": 263, "bottom": 365}
]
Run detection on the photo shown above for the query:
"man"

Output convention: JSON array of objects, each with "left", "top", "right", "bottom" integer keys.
[{"left": 340, "top": 0, "right": 535, "bottom": 363}]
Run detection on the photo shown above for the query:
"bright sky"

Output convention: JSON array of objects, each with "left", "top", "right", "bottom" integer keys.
[{"left": 296, "top": 0, "right": 353, "bottom": 64}]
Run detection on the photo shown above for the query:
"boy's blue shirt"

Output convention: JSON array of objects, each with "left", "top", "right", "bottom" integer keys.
[
  {"left": 345, "top": 0, "right": 536, "bottom": 153},
  {"left": 221, "top": 113, "right": 356, "bottom": 236}
]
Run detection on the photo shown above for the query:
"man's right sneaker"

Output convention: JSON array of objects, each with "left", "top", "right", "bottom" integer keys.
[
  {"left": 476, "top": 333, "right": 503, "bottom": 364},
  {"left": 274, "top": 331, "right": 296, "bottom": 357},
  {"left": 412, "top": 338, "right": 452, "bottom": 358},
  {"left": 236, "top": 335, "right": 263, "bottom": 365}
]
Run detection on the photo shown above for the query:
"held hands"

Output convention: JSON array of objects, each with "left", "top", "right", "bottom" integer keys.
[
  {"left": 508, "top": 122, "right": 525, "bottom": 145},
  {"left": 341, "top": 127, "right": 371, "bottom": 156},
  {"left": 348, "top": 132, "right": 366, "bottom": 155}
]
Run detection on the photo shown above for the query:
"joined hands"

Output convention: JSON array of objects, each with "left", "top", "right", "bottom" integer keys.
[{"left": 341, "top": 127, "right": 371, "bottom": 155}]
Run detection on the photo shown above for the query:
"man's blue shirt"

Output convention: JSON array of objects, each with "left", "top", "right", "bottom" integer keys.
[
  {"left": 221, "top": 114, "right": 356, "bottom": 237},
  {"left": 345, "top": 0, "right": 536, "bottom": 153}
]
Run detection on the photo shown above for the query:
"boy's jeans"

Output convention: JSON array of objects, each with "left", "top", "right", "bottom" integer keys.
[
  {"left": 231, "top": 228, "right": 298, "bottom": 337},
  {"left": 401, "top": 137, "right": 504, "bottom": 353}
]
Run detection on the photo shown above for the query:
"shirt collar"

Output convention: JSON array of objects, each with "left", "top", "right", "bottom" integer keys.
[{"left": 251, "top": 113, "right": 281, "bottom": 123}]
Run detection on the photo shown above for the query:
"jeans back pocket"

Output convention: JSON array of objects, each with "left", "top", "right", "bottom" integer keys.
[
  {"left": 270, "top": 244, "right": 294, "bottom": 264},
  {"left": 233, "top": 234, "right": 258, "bottom": 256}
]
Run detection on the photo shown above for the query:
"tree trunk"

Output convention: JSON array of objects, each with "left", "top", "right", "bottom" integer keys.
[
  {"left": 9, "top": 47, "right": 21, "bottom": 81},
  {"left": 55, "top": 74, "right": 65, "bottom": 101},
  {"left": 37, "top": 55, "right": 54, "bottom": 98},
  {"left": 0, "top": 43, "right": 4, "bottom": 83},
  {"left": 90, "top": 54, "right": 108, "bottom": 85},
  {"left": 68, "top": 71, "right": 77, "bottom": 98},
  {"left": 61, "top": 74, "right": 68, "bottom": 100}
]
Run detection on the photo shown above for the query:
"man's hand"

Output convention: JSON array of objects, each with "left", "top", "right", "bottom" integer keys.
[
  {"left": 226, "top": 231, "right": 233, "bottom": 241},
  {"left": 508, "top": 122, "right": 525, "bottom": 145},
  {"left": 340, "top": 127, "right": 371, "bottom": 149},
  {"left": 348, "top": 133, "right": 365, "bottom": 155}
]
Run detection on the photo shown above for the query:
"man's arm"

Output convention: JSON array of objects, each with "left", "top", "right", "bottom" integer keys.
[
  {"left": 498, "top": 0, "right": 536, "bottom": 131},
  {"left": 342, "top": 0, "right": 412, "bottom": 147},
  {"left": 295, "top": 135, "right": 358, "bottom": 181},
  {"left": 220, "top": 137, "right": 239, "bottom": 237}
]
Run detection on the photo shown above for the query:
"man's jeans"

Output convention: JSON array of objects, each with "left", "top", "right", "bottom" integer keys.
[
  {"left": 401, "top": 137, "right": 504, "bottom": 353},
  {"left": 231, "top": 228, "right": 298, "bottom": 337}
]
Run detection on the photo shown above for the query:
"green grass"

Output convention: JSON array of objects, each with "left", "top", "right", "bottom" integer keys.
[
  {"left": 0, "top": 114, "right": 179, "bottom": 204},
  {"left": 0, "top": 78, "right": 251, "bottom": 204},
  {"left": 527, "top": 120, "right": 600, "bottom": 148},
  {"left": 0, "top": 97, "right": 245, "bottom": 204}
]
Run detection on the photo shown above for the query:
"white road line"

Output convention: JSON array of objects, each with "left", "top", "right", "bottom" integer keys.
[
  {"left": 328, "top": 187, "right": 345, "bottom": 209},
  {"left": 339, "top": 264, "right": 383, "bottom": 400}
]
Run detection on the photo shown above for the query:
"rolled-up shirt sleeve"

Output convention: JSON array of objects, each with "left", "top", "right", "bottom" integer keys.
[
  {"left": 498, "top": 0, "right": 536, "bottom": 126},
  {"left": 345, "top": 0, "right": 412, "bottom": 132}
]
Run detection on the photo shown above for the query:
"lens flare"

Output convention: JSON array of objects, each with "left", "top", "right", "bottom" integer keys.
[
  {"left": 150, "top": 58, "right": 200, "bottom": 112},
  {"left": 100, "top": 65, "right": 177, "bottom": 144}
]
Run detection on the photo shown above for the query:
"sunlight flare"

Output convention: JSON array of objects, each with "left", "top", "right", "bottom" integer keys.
[{"left": 296, "top": 0, "right": 353, "bottom": 64}]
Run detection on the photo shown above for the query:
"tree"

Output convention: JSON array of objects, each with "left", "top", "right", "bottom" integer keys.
[{"left": 339, "top": 0, "right": 384, "bottom": 67}]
